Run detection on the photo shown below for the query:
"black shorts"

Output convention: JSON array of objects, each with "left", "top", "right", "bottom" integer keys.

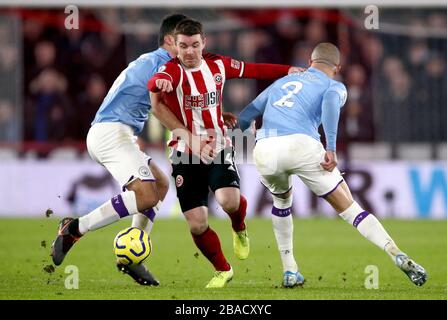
[{"left": 171, "top": 148, "right": 240, "bottom": 212}]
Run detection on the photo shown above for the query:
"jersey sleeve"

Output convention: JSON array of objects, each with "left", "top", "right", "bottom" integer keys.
[
  {"left": 147, "top": 61, "right": 180, "bottom": 92},
  {"left": 219, "top": 56, "right": 246, "bottom": 79},
  {"left": 238, "top": 85, "right": 271, "bottom": 131},
  {"left": 220, "top": 55, "right": 291, "bottom": 80},
  {"left": 321, "top": 83, "right": 347, "bottom": 151},
  {"left": 331, "top": 82, "right": 348, "bottom": 108}
]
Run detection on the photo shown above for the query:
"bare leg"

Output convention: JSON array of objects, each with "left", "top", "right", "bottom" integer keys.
[{"left": 131, "top": 161, "right": 170, "bottom": 234}]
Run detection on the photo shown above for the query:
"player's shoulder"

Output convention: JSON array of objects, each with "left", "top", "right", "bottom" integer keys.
[
  {"left": 328, "top": 79, "right": 347, "bottom": 95},
  {"left": 136, "top": 49, "right": 165, "bottom": 64},
  {"left": 129, "top": 50, "right": 166, "bottom": 72},
  {"left": 164, "top": 57, "right": 181, "bottom": 66},
  {"left": 203, "top": 52, "right": 224, "bottom": 61},
  {"left": 156, "top": 58, "right": 181, "bottom": 73},
  {"left": 169, "top": 56, "right": 181, "bottom": 64},
  {"left": 327, "top": 79, "right": 347, "bottom": 104}
]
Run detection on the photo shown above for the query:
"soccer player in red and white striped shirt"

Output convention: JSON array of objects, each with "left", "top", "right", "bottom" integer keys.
[{"left": 148, "top": 18, "right": 300, "bottom": 288}]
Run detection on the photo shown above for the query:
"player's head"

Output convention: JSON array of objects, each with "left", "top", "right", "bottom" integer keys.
[
  {"left": 158, "top": 13, "right": 188, "bottom": 48},
  {"left": 174, "top": 18, "right": 206, "bottom": 68},
  {"left": 309, "top": 42, "right": 341, "bottom": 77}
]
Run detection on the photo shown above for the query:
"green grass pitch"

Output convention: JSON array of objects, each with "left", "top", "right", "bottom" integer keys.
[{"left": 0, "top": 217, "right": 446, "bottom": 300}]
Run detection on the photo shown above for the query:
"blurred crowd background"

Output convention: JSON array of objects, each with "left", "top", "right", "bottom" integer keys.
[{"left": 1, "top": 8, "right": 446, "bottom": 160}]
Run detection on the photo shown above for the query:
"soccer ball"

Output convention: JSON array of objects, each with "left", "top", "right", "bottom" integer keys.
[{"left": 113, "top": 227, "right": 152, "bottom": 265}]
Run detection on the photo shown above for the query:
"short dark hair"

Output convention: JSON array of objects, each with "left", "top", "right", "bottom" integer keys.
[
  {"left": 158, "top": 13, "right": 188, "bottom": 46},
  {"left": 174, "top": 18, "right": 204, "bottom": 40}
]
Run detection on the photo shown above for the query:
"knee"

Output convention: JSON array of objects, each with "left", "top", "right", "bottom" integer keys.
[
  {"left": 189, "top": 220, "right": 208, "bottom": 235},
  {"left": 220, "top": 197, "right": 240, "bottom": 214},
  {"left": 272, "top": 192, "right": 293, "bottom": 209}
]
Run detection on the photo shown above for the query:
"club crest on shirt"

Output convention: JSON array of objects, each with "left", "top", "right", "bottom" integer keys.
[
  {"left": 175, "top": 175, "right": 184, "bottom": 187},
  {"left": 139, "top": 166, "right": 150, "bottom": 177},
  {"left": 214, "top": 73, "right": 222, "bottom": 85}
]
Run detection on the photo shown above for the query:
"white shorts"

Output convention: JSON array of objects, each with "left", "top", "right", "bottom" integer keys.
[
  {"left": 253, "top": 133, "right": 343, "bottom": 196},
  {"left": 87, "top": 122, "right": 155, "bottom": 190}
]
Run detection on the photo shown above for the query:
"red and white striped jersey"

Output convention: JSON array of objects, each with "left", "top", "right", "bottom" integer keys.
[{"left": 149, "top": 52, "right": 291, "bottom": 153}]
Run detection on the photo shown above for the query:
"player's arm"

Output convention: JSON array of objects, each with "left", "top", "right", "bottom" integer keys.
[
  {"left": 148, "top": 63, "right": 189, "bottom": 139},
  {"left": 148, "top": 73, "right": 174, "bottom": 93},
  {"left": 150, "top": 91, "right": 186, "bottom": 132},
  {"left": 148, "top": 61, "right": 181, "bottom": 93},
  {"left": 320, "top": 88, "right": 347, "bottom": 171},
  {"left": 221, "top": 56, "right": 302, "bottom": 80},
  {"left": 150, "top": 92, "right": 211, "bottom": 162},
  {"left": 238, "top": 86, "right": 271, "bottom": 131},
  {"left": 148, "top": 64, "right": 183, "bottom": 130},
  {"left": 241, "top": 62, "right": 303, "bottom": 79}
]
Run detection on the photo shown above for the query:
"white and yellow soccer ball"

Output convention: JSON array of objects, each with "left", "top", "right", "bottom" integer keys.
[{"left": 113, "top": 227, "right": 152, "bottom": 265}]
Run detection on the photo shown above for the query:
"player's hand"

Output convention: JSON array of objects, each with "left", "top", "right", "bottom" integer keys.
[
  {"left": 187, "top": 134, "right": 214, "bottom": 164},
  {"left": 188, "top": 134, "right": 206, "bottom": 159},
  {"left": 320, "top": 151, "right": 337, "bottom": 172},
  {"left": 155, "top": 79, "right": 173, "bottom": 92},
  {"left": 200, "top": 142, "right": 215, "bottom": 164},
  {"left": 222, "top": 112, "right": 237, "bottom": 129},
  {"left": 288, "top": 66, "right": 306, "bottom": 74},
  {"left": 200, "top": 135, "right": 226, "bottom": 164}
]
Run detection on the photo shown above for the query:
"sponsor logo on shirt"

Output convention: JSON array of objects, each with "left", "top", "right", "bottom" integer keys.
[{"left": 185, "top": 91, "right": 221, "bottom": 110}]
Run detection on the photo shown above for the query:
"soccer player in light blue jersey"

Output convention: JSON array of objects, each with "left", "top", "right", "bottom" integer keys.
[
  {"left": 239, "top": 43, "right": 427, "bottom": 288},
  {"left": 51, "top": 14, "right": 188, "bottom": 286}
]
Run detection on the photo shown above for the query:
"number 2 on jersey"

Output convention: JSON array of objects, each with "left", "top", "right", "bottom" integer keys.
[{"left": 273, "top": 81, "right": 303, "bottom": 108}]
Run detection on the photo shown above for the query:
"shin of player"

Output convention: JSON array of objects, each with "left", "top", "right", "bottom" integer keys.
[
  {"left": 271, "top": 192, "right": 298, "bottom": 274},
  {"left": 324, "top": 179, "right": 426, "bottom": 285},
  {"left": 327, "top": 182, "right": 404, "bottom": 262},
  {"left": 131, "top": 161, "right": 170, "bottom": 235}
]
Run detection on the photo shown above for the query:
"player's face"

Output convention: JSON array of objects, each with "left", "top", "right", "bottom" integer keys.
[{"left": 176, "top": 34, "right": 205, "bottom": 68}]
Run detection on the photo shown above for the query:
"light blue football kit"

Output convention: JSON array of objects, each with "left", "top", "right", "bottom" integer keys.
[
  {"left": 239, "top": 67, "right": 347, "bottom": 196},
  {"left": 92, "top": 48, "right": 171, "bottom": 135},
  {"left": 239, "top": 67, "right": 428, "bottom": 289},
  {"left": 239, "top": 67, "right": 347, "bottom": 151},
  {"left": 88, "top": 48, "right": 172, "bottom": 188}
]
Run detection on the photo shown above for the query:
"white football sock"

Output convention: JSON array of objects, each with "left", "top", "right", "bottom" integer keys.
[
  {"left": 339, "top": 201, "right": 402, "bottom": 260},
  {"left": 272, "top": 215, "right": 298, "bottom": 273},
  {"left": 78, "top": 191, "right": 138, "bottom": 234},
  {"left": 131, "top": 201, "right": 162, "bottom": 235},
  {"left": 271, "top": 194, "right": 298, "bottom": 273}
]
